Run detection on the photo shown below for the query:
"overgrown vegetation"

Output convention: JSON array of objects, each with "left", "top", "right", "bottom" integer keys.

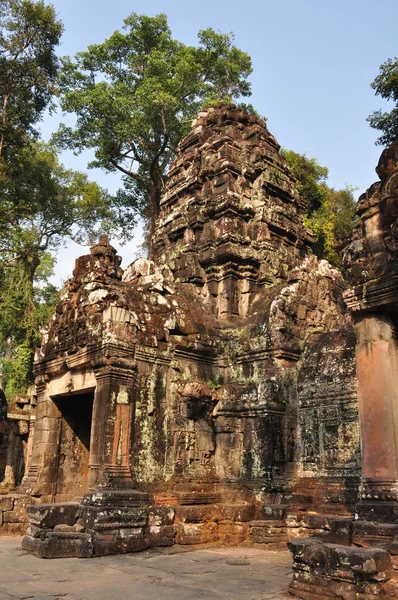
[
  {"left": 0, "top": 1, "right": 119, "bottom": 398},
  {"left": 283, "top": 150, "right": 358, "bottom": 265},
  {"left": 368, "top": 57, "right": 398, "bottom": 145},
  {"left": 0, "top": 255, "right": 58, "bottom": 397}
]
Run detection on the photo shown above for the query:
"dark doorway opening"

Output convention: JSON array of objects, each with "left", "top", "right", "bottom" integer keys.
[{"left": 52, "top": 391, "right": 94, "bottom": 502}]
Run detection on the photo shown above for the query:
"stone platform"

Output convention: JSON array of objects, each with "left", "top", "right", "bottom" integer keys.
[{"left": 0, "top": 537, "right": 291, "bottom": 600}]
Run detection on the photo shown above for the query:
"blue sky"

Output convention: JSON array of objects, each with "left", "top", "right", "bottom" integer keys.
[{"left": 43, "top": 0, "right": 398, "bottom": 283}]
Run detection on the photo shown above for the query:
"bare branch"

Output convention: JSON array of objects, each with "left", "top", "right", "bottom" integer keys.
[{"left": 110, "top": 157, "right": 144, "bottom": 183}]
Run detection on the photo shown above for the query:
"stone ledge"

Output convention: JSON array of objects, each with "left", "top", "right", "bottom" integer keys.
[{"left": 289, "top": 537, "right": 395, "bottom": 600}]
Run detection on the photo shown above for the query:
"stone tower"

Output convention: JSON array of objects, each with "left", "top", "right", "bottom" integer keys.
[{"left": 154, "top": 104, "right": 312, "bottom": 321}]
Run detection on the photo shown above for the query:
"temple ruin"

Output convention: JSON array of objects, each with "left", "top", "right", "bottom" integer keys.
[{"left": 0, "top": 103, "right": 396, "bottom": 595}]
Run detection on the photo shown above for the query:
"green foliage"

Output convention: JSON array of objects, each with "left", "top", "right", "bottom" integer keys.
[
  {"left": 368, "top": 57, "right": 398, "bottom": 145},
  {"left": 1, "top": 141, "right": 115, "bottom": 263},
  {"left": 0, "top": 0, "right": 63, "bottom": 157},
  {"left": 0, "top": 1, "right": 124, "bottom": 399},
  {"left": 0, "top": 250, "right": 60, "bottom": 397},
  {"left": 54, "top": 12, "right": 253, "bottom": 239},
  {"left": 2, "top": 342, "right": 34, "bottom": 398},
  {"left": 282, "top": 149, "right": 328, "bottom": 215},
  {"left": 283, "top": 150, "right": 358, "bottom": 265},
  {"left": 206, "top": 374, "right": 224, "bottom": 390},
  {"left": 0, "top": 138, "right": 118, "bottom": 399},
  {"left": 304, "top": 187, "right": 358, "bottom": 266},
  {"left": 206, "top": 379, "right": 221, "bottom": 391},
  {"left": 0, "top": 261, "right": 33, "bottom": 397}
]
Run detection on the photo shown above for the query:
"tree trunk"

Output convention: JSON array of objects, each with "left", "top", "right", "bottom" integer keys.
[{"left": 148, "top": 181, "right": 161, "bottom": 260}]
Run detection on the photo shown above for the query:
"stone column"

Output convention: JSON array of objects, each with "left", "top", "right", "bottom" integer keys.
[
  {"left": 25, "top": 415, "right": 36, "bottom": 476},
  {"left": 88, "top": 367, "right": 135, "bottom": 491},
  {"left": 354, "top": 313, "right": 398, "bottom": 520},
  {"left": 19, "top": 378, "right": 59, "bottom": 500}
]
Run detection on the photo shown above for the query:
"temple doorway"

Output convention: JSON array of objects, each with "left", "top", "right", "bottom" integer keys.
[{"left": 52, "top": 391, "right": 94, "bottom": 502}]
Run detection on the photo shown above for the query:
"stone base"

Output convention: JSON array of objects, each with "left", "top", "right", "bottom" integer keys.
[
  {"left": 22, "top": 532, "right": 93, "bottom": 558},
  {"left": 17, "top": 486, "right": 288, "bottom": 557},
  {"left": 287, "top": 513, "right": 398, "bottom": 598},
  {"left": 22, "top": 490, "right": 153, "bottom": 558},
  {"left": 20, "top": 485, "right": 356, "bottom": 559},
  {"left": 289, "top": 575, "right": 398, "bottom": 600},
  {"left": 0, "top": 493, "right": 36, "bottom": 535},
  {"left": 356, "top": 499, "right": 398, "bottom": 523},
  {"left": 352, "top": 519, "right": 398, "bottom": 551},
  {"left": 289, "top": 537, "right": 398, "bottom": 600}
]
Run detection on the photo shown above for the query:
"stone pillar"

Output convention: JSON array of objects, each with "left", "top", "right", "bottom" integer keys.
[
  {"left": 354, "top": 313, "right": 398, "bottom": 520},
  {"left": 88, "top": 367, "right": 135, "bottom": 491},
  {"left": 25, "top": 416, "right": 35, "bottom": 476},
  {"left": 19, "top": 378, "right": 59, "bottom": 500}
]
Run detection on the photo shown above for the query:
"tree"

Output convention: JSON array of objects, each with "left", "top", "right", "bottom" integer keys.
[
  {"left": 0, "top": 254, "right": 58, "bottom": 397},
  {"left": 54, "top": 13, "right": 253, "bottom": 245},
  {"left": 282, "top": 149, "right": 328, "bottom": 215},
  {"left": 304, "top": 186, "right": 358, "bottom": 266},
  {"left": 283, "top": 150, "right": 358, "bottom": 265},
  {"left": 0, "top": 141, "right": 113, "bottom": 280},
  {"left": 0, "top": 0, "right": 62, "bottom": 397},
  {"left": 368, "top": 57, "right": 398, "bottom": 145},
  {"left": 0, "top": 0, "right": 63, "bottom": 158},
  {"left": 0, "top": 139, "right": 115, "bottom": 398},
  {"left": 0, "top": 1, "right": 119, "bottom": 398}
]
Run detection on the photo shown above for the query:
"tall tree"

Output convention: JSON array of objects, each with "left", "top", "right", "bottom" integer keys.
[
  {"left": 0, "top": 1, "right": 118, "bottom": 398},
  {"left": 54, "top": 13, "right": 253, "bottom": 244},
  {"left": 282, "top": 149, "right": 328, "bottom": 215},
  {"left": 0, "top": 0, "right": 63, "bottom": 158},
  {"left": 0, "top": 0, "right": 62, "bottom": 397},
  {"left": 283, "top": 150, "right": 358, "bottom": 265},
  {"left": 368, "top": 57, "right": 398, "bottom": 145}
]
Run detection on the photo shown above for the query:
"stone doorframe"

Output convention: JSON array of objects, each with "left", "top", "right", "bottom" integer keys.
[{"left": 21, "top": 364, "right": 136, "bottom": 501}]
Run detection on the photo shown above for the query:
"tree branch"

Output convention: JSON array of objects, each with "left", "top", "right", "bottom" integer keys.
[{"left": 110, "top": 157, "right": 144, "bottom": 183}]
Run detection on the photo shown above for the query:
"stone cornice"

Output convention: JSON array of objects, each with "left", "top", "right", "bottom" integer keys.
[{"left": 344, "top": 274, "right": 398, "bottom": 313}]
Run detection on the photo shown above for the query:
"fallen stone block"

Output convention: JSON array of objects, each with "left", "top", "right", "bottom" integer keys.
[{"left": 27, "top": 503, "right": 80, "bottom": 528}]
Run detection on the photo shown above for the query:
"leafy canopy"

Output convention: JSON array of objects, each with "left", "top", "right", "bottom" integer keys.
[
  {"left": 0, "top": 142, "right": 113, "bottom": 274},
  {"left": 54, "top": 13, "right": 253, "bottom": 238},
  {"left": 283, "top": 149, "right": 358, "bottom": 265},
  {"left": 0, "top": 0, "right": 63, "bottom": 157},
  {"left": 0, "top": 1, "right": 120, "bottom": 398},
  {"left": 368, "top": 57, "right": 398, "bottom": 145}
]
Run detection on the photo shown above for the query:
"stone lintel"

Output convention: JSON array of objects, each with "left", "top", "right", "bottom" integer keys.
[{"left": 344, "top": 275, "right": 398, "bottom": 314}]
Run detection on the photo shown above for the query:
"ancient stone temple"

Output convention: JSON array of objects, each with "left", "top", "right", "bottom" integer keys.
[
  {"left": 289, "top": 142, "right": 398, "bottom": 599},
  {"left": 1, "top": 104, "right": 361, "bottom": 557}
]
